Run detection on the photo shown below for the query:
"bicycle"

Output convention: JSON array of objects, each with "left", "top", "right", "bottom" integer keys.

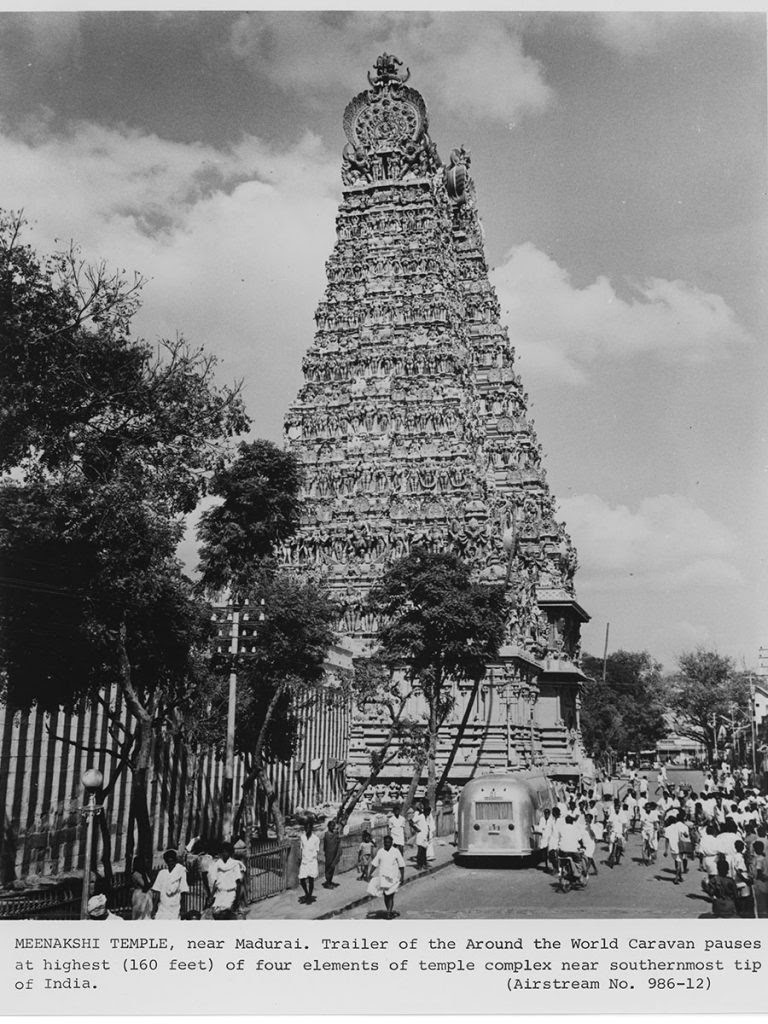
[
  {"left": 606, "top": 830, "right": 625, "bottom": 868},
  {"left": 641, "top": 830, "right": 658, "bottom": 865},
  {"left": 556, "top": 852, "right": 588, "bottom": 892}
]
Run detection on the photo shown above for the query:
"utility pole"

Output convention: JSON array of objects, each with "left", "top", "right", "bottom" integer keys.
[
  {"left": 602, "top": 622, "right": 610, "bottom": 684},
  {"left": 222, "top": 599, "right": 242, "bottom": 842},
  {"left": 711, "top": 712, "right": 718, "bottom": 762},
  {"left": 750, "top": 674, "right": 758, "bottom": 782}
]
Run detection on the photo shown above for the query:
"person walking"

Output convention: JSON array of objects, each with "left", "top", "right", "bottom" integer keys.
[
  {"left": 387, "top": 805, "right": 407, "bottom": 856},
  {"left": 663, "top": 813, "right": 690, "bottom": 885},
  {"left": 749, "top": 840, "right": 768, "bottom": 918},
  {"left": 322, "top": 819, "right": 343, "bottom": 888},
  {"left": 130, "top": 855, "right": 153, "bottom": 920},
  {"left": 151, "top": 849, "right": 189, "bottom": 920},
  {"left": 426, "top": 804, "right": 437, "bottom": 862},
  {"left": 730, "top": 839, "right": 752, "bottom": 918},
  {"left": 546, "top": 806, "right": 562, "bottom": 873},
  {"left": 298, "top": 820, "right": 320, "bottom": 905},
  {"left": 702, "top": 856, "right": 739, "bottom": 917},
  {"left": 581, "top": 814, "right": 599, "bottom": 876},
  {"left": 367, "top": 834, "right": 405, "bottom": 919},
  {"left": 411, "top": 802, "right": 428, "bottom": 870},
  {"left": 357, "top": 830, "right": 375, "bottom": 881},
  {"left": 209, "top": 842, "right": 245, "bottom": 919},
  {"left": 698, "top": 825, "right": 720, "bottom": 876}
]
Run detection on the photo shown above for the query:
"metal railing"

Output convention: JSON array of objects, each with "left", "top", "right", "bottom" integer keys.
[
  {"left": 243, "top": 842, "right": 291, "bottom": 904},
  {"left": 1, "top": 842, "right": 293, "bottom": 920}
]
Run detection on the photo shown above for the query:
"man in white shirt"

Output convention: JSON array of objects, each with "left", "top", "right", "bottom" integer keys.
[
  {"left": 546, "top": 807, "right": 562, "bottom": 873},
  {"left": 367, "top": 835, "right": 405, "bottom": 919},
  {"left": 151, "top": 849, "right": 189, "bottom": 920},
  {"left": 663, "top": 814, "right": 690, "bottom": 884},
  {"left": 209, "top": 842, "right": 245, "bottom": 918},
  {"left": 640, "top": 803, "right": 660, "bottom": 863},
  {"left": 298, "top": 822, "right": 320, "bottom": 905},
  {"left": 411, "top": 802, "right": 428, "bottom": 870},
  {"left": 557, "top": 815, "right": 586, "bottom": 880},
  {"left": 624, "top": 791, "right": 638, "bottom": 832},
  {"left": 387, "top": 805, "right": 407, "bottom": 856}
]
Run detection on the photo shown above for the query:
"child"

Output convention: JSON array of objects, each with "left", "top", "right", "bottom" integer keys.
[{"left": 357, "top": 830, "right": 375, "bottom": 881}]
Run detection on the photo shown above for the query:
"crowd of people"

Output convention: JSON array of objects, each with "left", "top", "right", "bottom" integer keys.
[
  {"left": 86, "top": 764, "right": 767, "bottom": 922},
  {"left": 534, "top": 766, "right": 768, "bottom": 917},
  {"left": 85, "top": 794, "right": 444, "bottom": 921}
]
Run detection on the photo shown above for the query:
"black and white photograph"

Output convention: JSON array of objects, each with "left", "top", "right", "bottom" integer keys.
[{"left": 0, "top": 9, "right": 767, "bottom": 940}]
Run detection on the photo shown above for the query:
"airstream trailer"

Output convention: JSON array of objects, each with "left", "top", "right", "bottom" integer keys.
[{"left": 456, "top": 770, "right": 555, "bottom": 860}]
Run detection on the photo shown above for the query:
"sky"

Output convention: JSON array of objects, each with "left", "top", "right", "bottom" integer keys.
[{"left": 1, "top": 10, "right": 765, "bottom": 671}]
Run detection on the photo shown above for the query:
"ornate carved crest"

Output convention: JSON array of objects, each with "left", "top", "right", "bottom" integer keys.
[{"left": 341, "top": 55, "right": 440, "bottom": 185}]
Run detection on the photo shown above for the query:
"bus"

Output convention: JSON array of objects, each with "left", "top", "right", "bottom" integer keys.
[{"left": 456, "top": 769, "right": 555, "bottom": 861}]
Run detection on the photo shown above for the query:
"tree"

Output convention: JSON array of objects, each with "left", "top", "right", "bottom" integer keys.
[
  {"left": 197, "top": 440, "right": 304, "bottom": 595},
  {"left": 668, "top": 648, "right": 750, "bottom": 765},
  {"left": 196, "top": 440, "right": 338, "bottom": 841},
  {"left": 580, "top": 650, "right": 668, "bottom": 766},
  {"left": 334, "top": 657, "right": 427, "bottom": 827},
  {"left": 222, "top": 574, "right": 338, "bottom": 842},
  {"left": 0, "top": 211, "right": 249, "bottom": 867},
  {"left": 366, "top": 547, "right": 506, "bottom": 808}
]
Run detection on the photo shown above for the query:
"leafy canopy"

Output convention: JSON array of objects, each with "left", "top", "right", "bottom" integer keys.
[
  {"left": 580, "top": 649, "right": 668, "bottom": 758},
  {"left": 668, "top": 648, "right": 750, "bottom": 753},
  {"left": 0, "top": 210, "right": 247, "bottom": 718},
  {"left": 196, "top": 439, "right": 303, "bottom": 594},
  {"left": 367, "top": 547, "right": 506, "bottom": 688}
]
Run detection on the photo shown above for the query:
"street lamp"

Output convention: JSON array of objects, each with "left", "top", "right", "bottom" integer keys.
[{"left": 80, "top": 767, "right": 104, "bottom": 920}]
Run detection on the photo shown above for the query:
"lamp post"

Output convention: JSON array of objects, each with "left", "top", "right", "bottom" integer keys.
[{"left": 80, "top": 767, "right": 104, "bottom": 920}]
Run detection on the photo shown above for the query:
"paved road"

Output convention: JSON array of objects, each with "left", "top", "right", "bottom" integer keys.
[{"left": 340, "top": 826, "right": 711, "bottom": 920}]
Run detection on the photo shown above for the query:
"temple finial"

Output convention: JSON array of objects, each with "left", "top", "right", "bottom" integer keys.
[{"left": 367, "top": 53, "right": 411, "bottom": 89}]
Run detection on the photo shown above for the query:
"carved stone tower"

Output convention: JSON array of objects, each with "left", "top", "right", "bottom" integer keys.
[{"left": 283, "top": 55, "right": 590, "bottom": 782}]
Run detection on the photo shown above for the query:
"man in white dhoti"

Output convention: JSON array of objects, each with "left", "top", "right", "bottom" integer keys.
[{"left": 367, "top": 834, "right": 405, "bottom": 919}]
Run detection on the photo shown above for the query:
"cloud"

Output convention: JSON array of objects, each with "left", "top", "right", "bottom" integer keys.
[
  {"left": 588, "top": 12, "right": 753, "bottom": 57},
  {"left": 228, "top": 12, "right": 552, "bottom": 125},
  {"left": 491, "top": 243, "right": 753, "bottom": 384},
  {"left": 560, "top": 493, "right": 743, "bottom": 591},
  {"left": 3, "top": 12, "right": 84, "bottom": 69},
  {"left": 1, "top": 116, "right": 340, "bottom": 441}
]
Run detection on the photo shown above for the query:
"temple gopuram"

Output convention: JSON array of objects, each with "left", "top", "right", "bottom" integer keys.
[{"left": 282, "top": 55, "right": 591, "bottom": 789}]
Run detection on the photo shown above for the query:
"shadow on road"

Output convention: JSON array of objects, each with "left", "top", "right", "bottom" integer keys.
[{"left": 454, "top": 854, "right": 541, "bottom": 871}]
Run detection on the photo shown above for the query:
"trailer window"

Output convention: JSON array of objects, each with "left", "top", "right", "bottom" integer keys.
[{"left": 474, "top": 801, "right": 515, "bottom": 820}]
